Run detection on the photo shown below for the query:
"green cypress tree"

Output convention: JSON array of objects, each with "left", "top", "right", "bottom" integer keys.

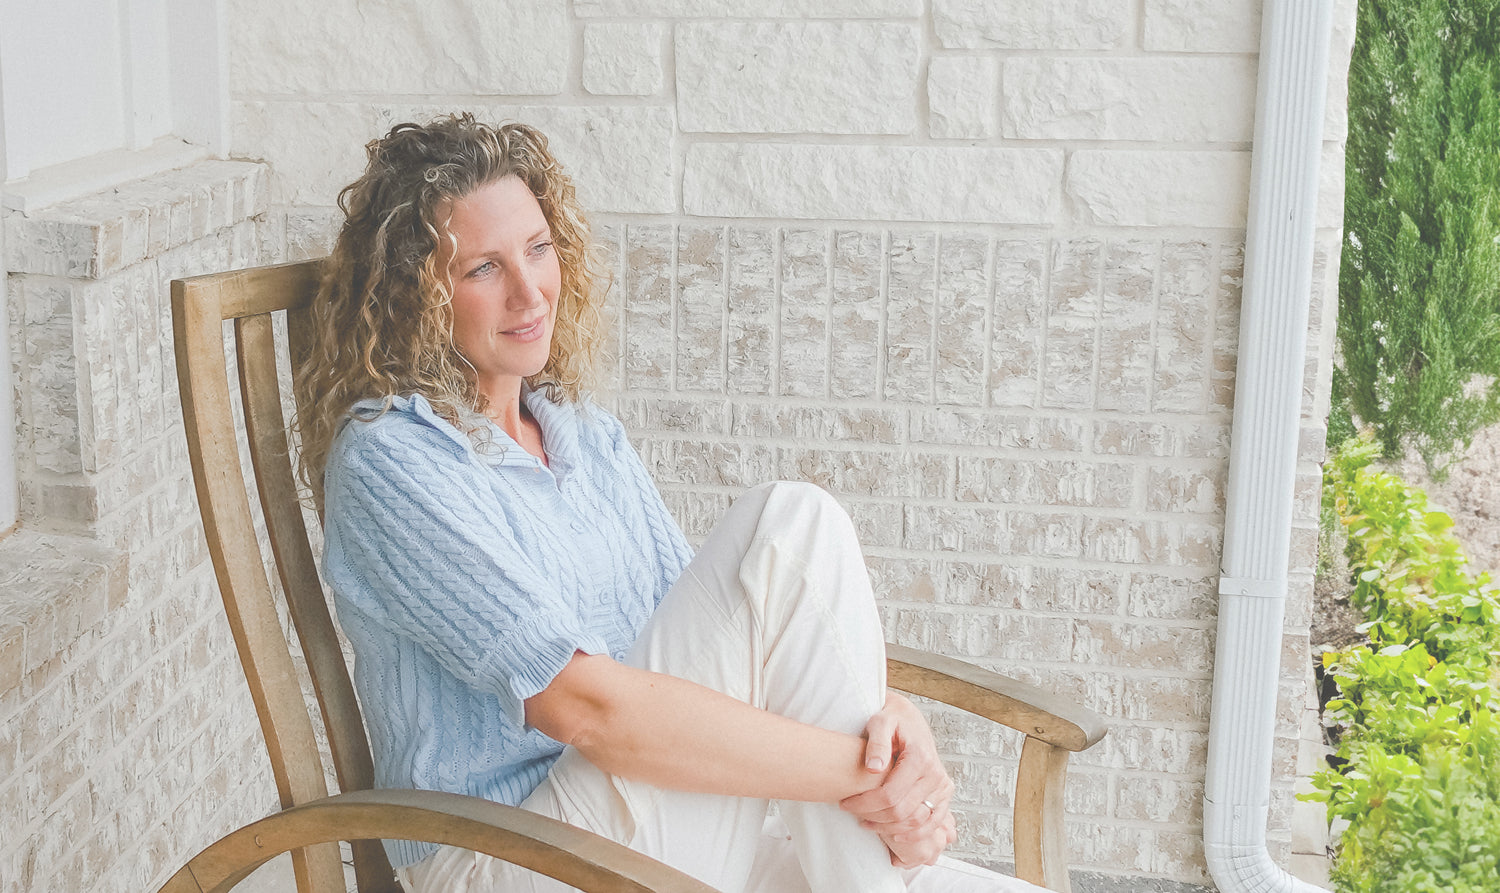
[{"left": 1334, "top": 0, "right": 1500, "bottom": 474}]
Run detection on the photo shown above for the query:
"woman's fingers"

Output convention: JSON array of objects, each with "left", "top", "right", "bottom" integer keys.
[
  {"left": 860, "top": 704, "right": 899, "bottom": 773},
  {"left": 842, "top": 749, "right": 954, "bottom": 824},
  {"left": 880, "top": 802, "right": 954, "bottom": 867},
  {"left": 840, "top": 753, "right": 920, "bottom": 820}
]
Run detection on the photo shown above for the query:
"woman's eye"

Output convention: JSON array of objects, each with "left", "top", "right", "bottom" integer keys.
[
  {"left": 467, "top": 261, "right": 494, "bottom": 278},
  {"left": 531, "top": 241, "right": 553, "bottom": 256}
]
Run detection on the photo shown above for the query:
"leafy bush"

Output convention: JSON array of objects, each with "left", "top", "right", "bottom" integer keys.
[
  {"left": 1333, "top": 0, "right": 1500, "bottom": 473},
  {"left": 1311, "top": 436, "right": 1500, "bottom": 892}
]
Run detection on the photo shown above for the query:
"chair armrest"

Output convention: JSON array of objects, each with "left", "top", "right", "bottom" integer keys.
[
  {"left": 157, "top": 788, "right": 721, "bottom": 893},
  {"left": 885, "top": 643, "right": 1107, "bottom": 752}
]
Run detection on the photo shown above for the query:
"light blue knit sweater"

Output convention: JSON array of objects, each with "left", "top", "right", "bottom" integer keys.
[{"left": 321, "top": 390, "right": 693, "bottom": 868}]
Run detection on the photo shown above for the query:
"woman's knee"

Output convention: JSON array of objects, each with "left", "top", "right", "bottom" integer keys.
[{"left": 751, "top": 480, "right": 849, "bottom": 523}]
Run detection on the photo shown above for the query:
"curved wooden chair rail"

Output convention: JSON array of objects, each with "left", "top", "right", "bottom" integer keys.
[{"left": 164, "top": 259, "right": 1107, "bottom": 893}]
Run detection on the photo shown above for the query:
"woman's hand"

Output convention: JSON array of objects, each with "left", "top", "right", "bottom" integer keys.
[{"left": 840, "top": 691, "right": 957, "bottom": 867}]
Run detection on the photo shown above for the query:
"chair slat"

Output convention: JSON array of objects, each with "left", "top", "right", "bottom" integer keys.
[
  {"left": 237, "top": 313, "right": 377, "bottom": 792},
  {"left": 236, "top": 311, "right": 400, "bottom": 892},
  {"left": 172, "top": 277, "right": 344, "bottom": 893},
  {"left": 1014, "top": 737, "right": 1072, "bottom": 893}
]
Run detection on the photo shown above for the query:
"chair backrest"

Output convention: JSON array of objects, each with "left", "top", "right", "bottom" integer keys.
[{"left": 173, "top": 260, "right": 398, "bottom": 893}]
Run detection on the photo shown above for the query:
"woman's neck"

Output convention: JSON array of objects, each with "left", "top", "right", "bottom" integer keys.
[{"left": 480, "top": 378, "right": 547, "bottom": 464}]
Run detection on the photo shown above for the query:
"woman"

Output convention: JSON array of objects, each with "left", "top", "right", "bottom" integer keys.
[{"left": 297, "top": 113, "right": 1042, "bottom": 893}]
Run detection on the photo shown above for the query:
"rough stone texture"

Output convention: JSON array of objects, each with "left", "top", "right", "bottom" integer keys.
[
  {"left": 778, "top": 230, "right": 830, "bottom": 398},
  {"left": 676, "top": 23, "right": 920, "bottom": 135},
  {"left": 1144, "top": 0, "right": 1262, "bottom": 52},
  {"left": 933, "top": 0, "right": 1132, "bottom": 49},
  {"left": 584, "top": 23, "right": 666, "bottom": 96},
  {"left": 230, "top": 101, "right": 375, "bottom": 207},
  {"left": 1324, "top": 0, "right": 1359, "bottom": 143},
  {"left": 675, "top": 226, "right": 726, "bottom": 393},
  {"left": 1003, "top": 57, "right": 1259, "bottom": 143},
  {"left": 726, "top": 229, "right": 776, "bottom": 396},
  {"left": 884, "top": 233, "right": 936, "bottom": 402},
  {"left": 830, "top": 231, "right": 882, "bottom": 400},
  {"left": 233, "top": 102, "right": 676, "bottom": 213},
  {"left": 229, "top": 0, "right": 569, "bottom": 95},
  {"left": 934, "top": 234, "right": 988, "bottom": 405},
  {"left": 2, "top": 159, "right": 281, "bottom": 893},
  {"left": 5, "top": 161, "right": 266, "bottom": 279},
  {"left": 577, "top": 0, "right": 920, "bottom": 15},
  {"left": 928, "top": 56, "right": 998, "bottom": 140},
  {"left": 685, "top": 145, "right": 1062, "bottom": 223},
  {"left": 622, "top": 225, "right": 675, "bottom": 391},
  {"left": 1067, "top": 151, "right": 1253, "bottom": 229}
]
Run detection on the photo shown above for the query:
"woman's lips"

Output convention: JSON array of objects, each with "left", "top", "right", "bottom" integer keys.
[{"left": 501, "top": 319, "right": 545, "bottom": 341}]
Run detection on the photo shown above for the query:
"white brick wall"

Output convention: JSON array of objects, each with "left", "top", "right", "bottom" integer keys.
[
  {"left": 215, "top": 0, "right": 1359, "bottom": 887},
  {"left": 1, "top": 159, "right": 281, "bottom": 893}
]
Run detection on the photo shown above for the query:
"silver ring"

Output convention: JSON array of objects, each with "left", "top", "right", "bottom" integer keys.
[{"left": 922, "top": 799, "right": 936, "bottom": 812}]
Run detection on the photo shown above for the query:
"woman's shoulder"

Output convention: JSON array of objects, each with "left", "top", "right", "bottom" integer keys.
[
  {"left": 328, "top": 394, "right": 478, "bottom": 468},
  {"left": 525, "top": 388, "right": 628, "bottom": 448}
]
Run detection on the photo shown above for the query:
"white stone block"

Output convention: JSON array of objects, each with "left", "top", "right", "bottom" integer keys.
[
  {"left": 884, "top": 233, "right": 936, "bottom": 401},
  {"left": 675, "top": 22, "right": 919, "bottom": 134},
  {"left": 675, "top": 226, "right": 726, "bottom": 393},
  {"left": 622, "top": 225, "right": 674, "bottom": 390},
  {"left": 3, "top": 217, "right": 99, "bottom": 278},
  {"left": 229, "top": 0, "right": 568, "bottom": 95},
  {"left": 1003, "top": 57, "right": 1258, "bottom": 143},
  {"left": 830, "top": 231, "right": 882, "bottom": 400},
  {"left": 726, "top": 229, "right": 776, "bottom": 396},
  {"left": 234, "top": 102, "right": 675, "bottom": 214},
  {"left": 286, "top": 210, "right": 340, "bottom": 261},
  {"left": 506, "top": 106, "right": 677, "bottom": 215},
  {"left": 232, "top": 102, "right": 377, "bottom": 207},
  {"left": 1325, "top": 0, "right": 1358, "bottom": 143},
  {"left": 1144, "top": 0, "right": 1261, "bottom": 52},
  {"left": 583, "top": 23, "right": 665, "bottom": 96},
  {"left": 684, "top": 144, "right": 1062, "bottom": 224},
  {"left": 1317, "top": 141, "right": 1347, "bottom": 231},
  {"left": 933, "top": 0, "right": 1131, "bottom": 49},
  {"left": 577, "top": 0, "right": 919, "bottom": 15},
  {"left": 1067, "top": 151, "right": 1251, "bottom": 228},
  {"left": 778, "top": 229, "right": 830, "bottom": 398},
  {"left": 928, "top": 56, "right": 998, "bottom": 140}
]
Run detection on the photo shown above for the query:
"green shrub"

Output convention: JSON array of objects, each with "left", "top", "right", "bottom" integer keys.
[
  {"left": 1310, "top": 436, "right": 1500, "bottom": 892},
  {"left": 1333, "top": 0, "right": 1500, "bottom": 473}
]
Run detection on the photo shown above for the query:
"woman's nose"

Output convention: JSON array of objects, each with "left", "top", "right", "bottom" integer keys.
[{"left": 504, "top": 265, "right": 546, "bottom": 309}]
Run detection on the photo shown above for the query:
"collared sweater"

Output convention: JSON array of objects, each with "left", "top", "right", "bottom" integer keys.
[{"left": 321, "top": 390, "right": 694, "bottom": 868}]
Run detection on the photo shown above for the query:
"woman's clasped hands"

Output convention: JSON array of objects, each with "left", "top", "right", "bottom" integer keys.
[{"left": 842, "top": 691, "right": 958, "bottom": 868}]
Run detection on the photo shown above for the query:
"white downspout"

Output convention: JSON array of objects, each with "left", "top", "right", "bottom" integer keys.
[{"left": 1205, "top": 1, "right": 1336, "bottom": 891}]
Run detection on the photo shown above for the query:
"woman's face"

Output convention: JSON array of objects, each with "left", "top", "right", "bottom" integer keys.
[{"left": 440, "top": 175, "right": 562, "bottom": 402}]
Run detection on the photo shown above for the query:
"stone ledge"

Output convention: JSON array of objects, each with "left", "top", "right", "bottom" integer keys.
[
  {"left": 0, "top": 528, "right": 126, "bottom": 698},
  {"left": 3, "top": 159, "right": 270, "bottom": 280}
]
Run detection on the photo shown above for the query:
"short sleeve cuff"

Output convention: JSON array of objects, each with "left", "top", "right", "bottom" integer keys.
[{"left": 497, "top": 632, "right": 611, "bottom": 727}]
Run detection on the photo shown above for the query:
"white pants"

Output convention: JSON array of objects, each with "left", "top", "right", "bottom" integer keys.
[{"left": 398, "top": 483, "right": 1044, "bottom": 893}]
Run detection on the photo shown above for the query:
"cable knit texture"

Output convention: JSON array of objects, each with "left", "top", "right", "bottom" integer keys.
[{"left": 322, "top": 390, "right": 694, "bottom": 868}]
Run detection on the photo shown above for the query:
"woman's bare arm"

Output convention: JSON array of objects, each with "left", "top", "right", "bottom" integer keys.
[{"left": 524, "top": 651, "right": 888, "bottom": 803}]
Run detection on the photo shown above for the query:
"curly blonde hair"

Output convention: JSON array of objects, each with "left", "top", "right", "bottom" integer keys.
[{"left": 296, "top": 113, "right": 604, "bottom": 499}]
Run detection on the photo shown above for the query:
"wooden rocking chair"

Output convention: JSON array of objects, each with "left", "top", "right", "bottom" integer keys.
[{"left": 159, "top": 259, "right": 1108, "bottom": 893}]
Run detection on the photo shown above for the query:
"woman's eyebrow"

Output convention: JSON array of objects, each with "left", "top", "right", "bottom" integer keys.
[{"left": 454, "top": 226, "right": 551, "bottom": 264}]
